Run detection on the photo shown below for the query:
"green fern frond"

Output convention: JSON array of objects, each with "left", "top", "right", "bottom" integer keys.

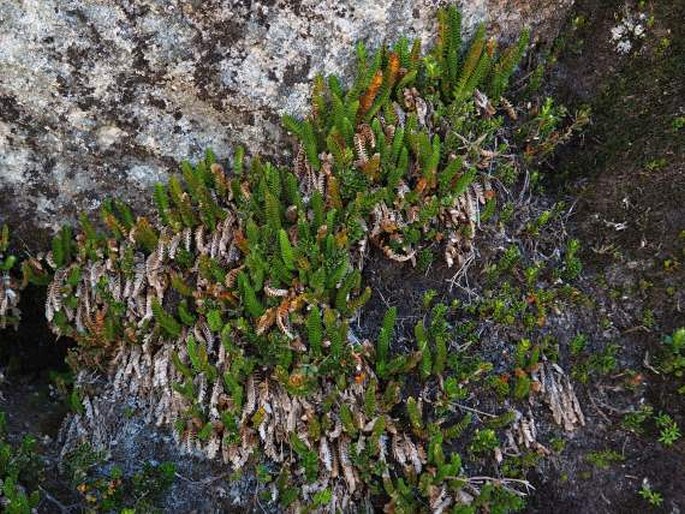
[
  {"left": 152, "top": 298, "right": 182, "bottom": 339},
  {"left": 233, "top": 146, "right": 245, "bottom": 176},
  {"left": 363, "top": 379, "right": 378, "bottom": 418},
  {"left": 443, "top": 412, "right": 473, "bottom": 440},
  {"left": 278, "top": 229, "right": 296, "bottom": 271},
  {"left": 51, "top": 226, "right": 73, "bottom": 269},
  {"left": 340, "top": 403, "right": 358, "bottom": 437},
  {"left": 177, "top": 300, "right": 197, "bottom": 326},
  {"left": 264, "top": 192, "right": 282, "bottom": 231},
  {"left": 415, "top": 321, "right": 432, "bottom": 380},
  {"left": 489, "top": 29, "right": 530, "bottom": 99},
  {"left": 453, "top": 168, "right": 477, "bottom": 197},
  {"left": 486, "top": 410, "right": 516, "bottom": 429},
  {"left": 171, "top": 350, "right": 193, "bottom": 379},
  {"left": 375, "top": 306, "right": 397, "bottom": 377},
  {"left": 223, "top": 371, "right": 244, "bottom": 411},
  {"left": 153, "top": 183, "right": 171, "bottom": 226},
  {"left": 346, "top": 286, "right": 371, "bottom": 313},
  {"left": 237, "top": 271, "right": 264, "bottom": 318},
  {"left": 453, "top": 24, "right": 486, "bottom": 99},
  {"left": 301, "top": 120, "right": 321, "bottom": 170},
  {"left": 306, "top": 305, "right": 323, "bottom": 356},
  {"left": 406, "top": 396, "right": 423, "bottom": 432}
]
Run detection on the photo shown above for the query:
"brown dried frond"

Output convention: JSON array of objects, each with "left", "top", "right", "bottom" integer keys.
[
  {"left": 360, "top": 154, "right": 381, "bottom": 182},
  {"left": 474, "top": 89, "right": 496, "bottom": 118},
  {"left": 500, "top": 97, "right": 517, "bottom": 120},
  {"left": 225, "top": 265, "right": 245, "bottom": 289},
  {"left": 386, "top": 52, "right": 401, "bottom": 90},
  {"left": 233, "top": 230, "right": 249, "bottom": 255},
  {"left": 326, "top": 174, "right": 343, "bottom": 209},
  {"left": 72, "top": 308, "right": 119, "bottom": 369},
  {"left": 256, "top": 307, "right": 277, "bottom": 336},
  {"left": 353, "top": 133, "right": 369, "bottom": 165},
  {"left": 358, "top": 124, "right": 376, "bottom": 149},
  {"left": 294, "top": 146, "right": 308, "bottom": 178},
  {"left": 359, "top": 70, "right": 383, "bottom": 116}
]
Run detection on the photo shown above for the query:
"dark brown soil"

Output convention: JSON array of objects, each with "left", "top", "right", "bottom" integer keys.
[{"left": 524, "top": 0, "right": 685, "bottom": 511}]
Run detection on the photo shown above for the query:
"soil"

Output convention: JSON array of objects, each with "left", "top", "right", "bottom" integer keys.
[
  {"left": 526, "top": 0, "right": 685, "bottom": 511},
  {"left": 1, "top": 0, "right": 683, "bottom": 512}
]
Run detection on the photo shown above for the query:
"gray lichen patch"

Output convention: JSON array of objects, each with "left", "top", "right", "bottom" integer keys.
[{"left": 0, "top": 0, "right": 571, "bottom": 242}]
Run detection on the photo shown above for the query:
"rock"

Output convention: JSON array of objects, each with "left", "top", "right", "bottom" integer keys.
[{"left": 0, "top": 0, "right": 573, "bottom": 243}]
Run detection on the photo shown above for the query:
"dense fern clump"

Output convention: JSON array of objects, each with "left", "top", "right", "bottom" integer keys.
[{"left": 38, "top": 6, "right": 588, "bottom": 512}]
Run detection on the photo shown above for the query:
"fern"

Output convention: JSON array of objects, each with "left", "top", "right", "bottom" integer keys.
[
  {"left": 323, "top": 309, "right": 345, "bottom": 364},
  {"left": 363, "top": 379, "right": 378, "bottom": 418},
  {"left": 311, "top": 73, "right": 327, "bottom": 126},
  {"left": 278, "top": 229, "right": 296, "bottom": 271},
  {"left": 306, "top": 305, "right": 323, "bottom": 356},
  {"left": 334, "top": 269, "right": 361, "bottom": 315},
  {"left": 428, "top": 425, "right": 446, "bottom": 466},
  {"left": 186, "top": 335, "right": 202, "bottom": 373},
  {"left": 168, "top": 175, "right": 197, "bottom": 228},
  {"left": 443, "top": 412, "right": 473, "bottom": 440},
  {"left": 152, "top": 298, "right": 182, "bottom": 339},
  {"left": 459, "top": 44, "right": 493, "bottom": 100},
  {"left": 346, "top": 286, "right": 371, "bottom": 313},
  {"left": 223, "top": 371, "right": 244, "bottom": 411},
  {"left": 311, "top": 191, "right": 325, "bottom": 230},
  {"left": 452, "top": 168, "right": 477, "bottom": 197},
  {"left": 237, "top": 272, "right": 264, "bottom": 318},
  {"left": 153, "top": 183, "right": 171, "bottom": 226},
  {"left": 486, "top": 410, "right": 516, "bottom": 429},
  {"left": 207, "top": 309, "right": 223, "bottom": 333},
  {"left": 171, "top": 350, "right": 193, "bottom": 379},
  {"left": 113, "top": 199, "right": 135, "bottom": 231},
  {"left": 489, "top": 29, "right": 530, "bottom": 99},
  {"left": 302, "top": 120, "right": 321, "bottom": 170},
  {"left": 132, "top": 217, "right": 158, "bottom": 253},
  {"left": 376, "top": 307, "right": 397, "bottom": 378},
  {"left": 414, "top": 321, "right": 432, "bottom": 381},
  {"left": 264, "top": 192, "right": 282, "bottom": 232},
  {"left": 437, "top": 6, "right": 463, "bottom": 96},
  {"left": 177, "top": 300, "right": 197, "bottom": 326},
  {"left": 340, "top": 403, "right": 358, "bottom": 437},
  {"left": 170, "top": 274, "right": 194, "bottom": 297},
  {"left": 406, "top": 396, "right": 423, "bottom": 432},
  {"left": 438, "top": 156, "right": 463, "bottom": 195},
  {"left": 453, "top": 24, "right": 486, "bottom": 100},
  {"left": 51, "top": 226, "right": 73, "bottom": 269}
]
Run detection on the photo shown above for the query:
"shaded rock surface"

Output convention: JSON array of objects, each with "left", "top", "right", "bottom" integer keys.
[{"left": 0, "top": 0, "right": 572, "bottom": 243}]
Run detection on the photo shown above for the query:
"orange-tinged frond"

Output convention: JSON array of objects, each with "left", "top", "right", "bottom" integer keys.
[{"left": 359, "top": 70, "right": 383, "bottom": 116}]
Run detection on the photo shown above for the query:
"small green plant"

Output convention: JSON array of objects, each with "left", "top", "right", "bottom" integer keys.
[
  {"left": 569, "top": 333, "right": 587, "bottom": 356},
  {"left": 585, "top": 449, "right": 624, "bottom": 470},
  {"left": 639, "top": 480, "right": 664, "bottom": 507},
  {"left": 469, "top": 428, "right": 499, "bottom": 456},
  {"left": 0, "top": 412, "right": 42, "bottom": 514},
  {"left": 644, "top": 157, "right": 667, "bottom": 172},
  {"left": 74, "top": 460, "right": 176, "bottom": 512},
  {"left": 655, "top": 412, "right": 681, "bottom": 446},
  {"left": 562, "top": 239, "right": 583, "bottom": 281},
  {"left": 622, "top": 404, "right": 654, "bottom": 434},
  {"left": 672, "top": 116, "right": 685, "bottom": 131},
  {"left": 659, "top": 328, "right": 685, "bottom": 389}
]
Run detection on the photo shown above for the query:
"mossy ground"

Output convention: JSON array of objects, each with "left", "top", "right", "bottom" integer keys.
[{"left": 0, "top": 1, "right": 683, "bottom": 512}]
